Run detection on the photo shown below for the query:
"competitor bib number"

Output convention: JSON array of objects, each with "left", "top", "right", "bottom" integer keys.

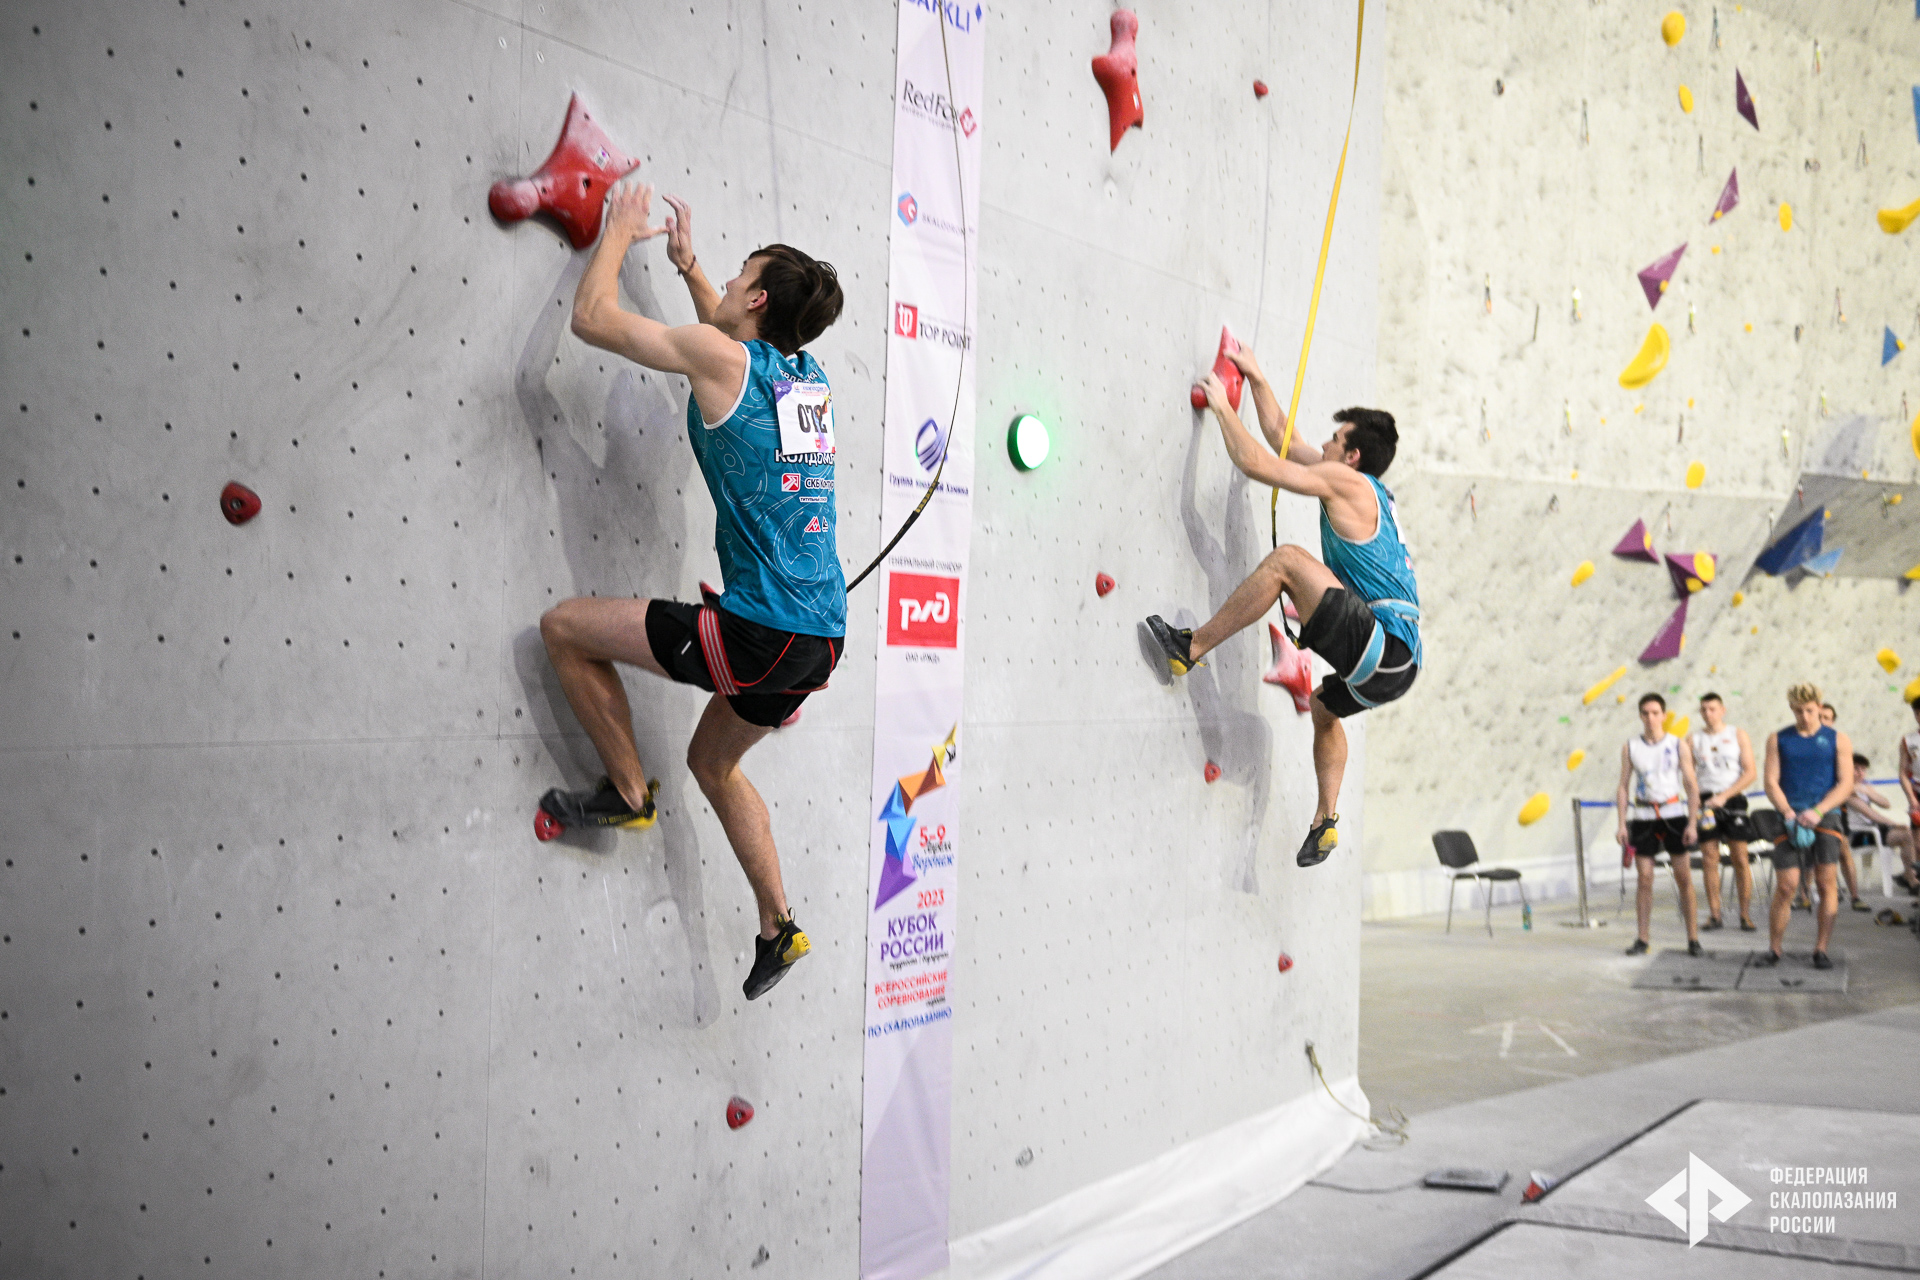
[{"left": 775, "top": 380, "right": 835, "bottom": 457}]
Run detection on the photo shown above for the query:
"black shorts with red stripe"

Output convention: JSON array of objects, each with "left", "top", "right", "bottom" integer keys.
[{"left": 645, "top": 589, "right": 841, "bottom": 728}]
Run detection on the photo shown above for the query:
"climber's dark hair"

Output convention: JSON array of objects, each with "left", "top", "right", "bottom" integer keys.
[
  {"left": 747, "top": 244, "right": 844, "bottom": 356},
  {"left": 1332, "top": 407, "right": 1398, "bottom": 476}
]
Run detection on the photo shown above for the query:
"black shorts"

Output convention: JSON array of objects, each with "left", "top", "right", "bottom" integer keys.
[
  {"left": 645, "top": 591, "right": 841, "bottom": 728},
  {"left": 1628, "top": 816, "right": 1689, "bottom": 860},
  {"left": 1300, "top": 588, "right": 1418, "bottom": 720},
  {"left": 1770, "top": 826, "right": 1843, "bottom": 871},
  {"left": 1700, "top": 793, "right": 1752, "bottom": 842}
]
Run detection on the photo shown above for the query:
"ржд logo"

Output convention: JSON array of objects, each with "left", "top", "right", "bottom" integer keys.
[{"left": 1647, "top": 1153, "right": 1752, "bottom": 1246}]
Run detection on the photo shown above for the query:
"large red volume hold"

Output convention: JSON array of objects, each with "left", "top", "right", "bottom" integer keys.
[
  {"left": 726, "top": 1096, "right": 755, "bottom": 1130},
  {"left": 1091, "top": 11, "right": 1144, "bottom": 152},
  {"left": 489, "top": 94, "right": 641, "bottom": 249},
  {"left": 220, "top": 481, "right": 261, "bottom": 526},
  {"left": 1189, "top": 326, "right": 1245, "bottom": 410}
]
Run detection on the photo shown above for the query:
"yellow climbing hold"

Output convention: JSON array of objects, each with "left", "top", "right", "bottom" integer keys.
[
  {"left": 1779, "top": 203, "right": 1793, "bottom": 231},
  {"left": 1910, "top": 410, "right": 1920, "bottom": 460},
  {"left": 1584, "top": 665, "right": 1630, "bottom": 705},
  {"left": 1880, "top": 649, "right": 1901, "bottom": 674},
  {"left": 1692, "top": 552, "right": 1716, "bottom": 583},
  {"left": 1678, "top": 84, "right": 1694, "bottom": 113},
  {"left": 1685, "top": 461, "right": 1706, "bottom": 488},
  {"left": 1906, "top": 564, "right": 1920, "bottom": 581},
  {"left": 1518, "top": 792, "right": 1552, "bottom": 826},
  {"left": 1567, "top": 749, "right": 1587, "bottom": 771},
  {"left": 1711, "top": 245, "right": 1721, "bottom": 254},
  {"left": 1663, "top": 711, "right": 1691, "bottom": 738},
  {"left": 1618, "top": 693, "right": 1629, "bottom": 702},
  {"left": 1661, "top": 10, "right": 1686, "bottom": 44},
  {"left": 1571, "top": 560, "right": 1595, "bottom": 587},
  {"left": 1744, "top": 322, "right": 1753, "bottom": 332},
  {"left": 1879, "top": 198, "right": 1920, "bottom": 235},
  {"left": 1619, "top": 324, "right": 1671, "bottom": 389},
  {"left": 1906, "top": 674, "right": 1920, "bottom": 702},
  {"left": 1731, "top": 590, "right": 1745, "bottom": 606}
]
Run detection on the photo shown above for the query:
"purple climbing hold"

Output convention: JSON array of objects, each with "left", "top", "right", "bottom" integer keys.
[
  {"left": 1640, "top": 597, "right": 1688, "bottom": 664},
  {"left": 1637, "top": 244, "right": 1687, "bottom": 310},
  {"left": 1612, "top": 518, "right": 1658, "bottom": 563},
  {"left": 1709, "top": 169, "right": 1739, "bottom": 223},
  {"left": 1735, "top": 70, "right": 1758, "bottom": 130}
]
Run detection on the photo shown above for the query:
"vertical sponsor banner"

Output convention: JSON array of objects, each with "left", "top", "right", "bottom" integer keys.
[{"left": 862, "top": 2, "right": 982, "bottom": 1278}]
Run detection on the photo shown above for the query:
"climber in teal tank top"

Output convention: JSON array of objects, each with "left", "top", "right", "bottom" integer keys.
[
  {"left": 1143, "top": 344, "right": 1422, "bottom": 874},
  {"left": 538, "top": 178, "right": 850, "bottom": 1004}
]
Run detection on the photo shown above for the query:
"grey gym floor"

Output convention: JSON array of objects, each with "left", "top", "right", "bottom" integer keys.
[{"left": 1147, "top": 878, "right": 1920, "bottom": 1280}]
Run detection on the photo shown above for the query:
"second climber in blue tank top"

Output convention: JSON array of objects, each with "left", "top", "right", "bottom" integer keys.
[
  {"left": 539, "top": 180, "right": 846, "bottom": 1003},
  {"left": 1145, "top": 347, "right": 1421, "bottom": 870}
]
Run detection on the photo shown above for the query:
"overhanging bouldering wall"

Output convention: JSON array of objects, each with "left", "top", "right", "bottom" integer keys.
[
  {"left": 1361, "top": 0, "right": 1920, "bottom": 916},
  {"left": 0, "top": 1, "right": 1379, "bottom": 1277}
]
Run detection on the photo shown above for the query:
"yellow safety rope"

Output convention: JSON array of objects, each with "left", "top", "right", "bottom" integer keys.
[{"left": 1272, "top": 0, "right": 1366, "bottom": 546}]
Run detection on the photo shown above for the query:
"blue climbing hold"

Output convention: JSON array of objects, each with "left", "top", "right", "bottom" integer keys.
[
  {"left": 1754, "top": 508, "right": 1824, "bottom": 576},
  {"left": 1886, "top": 326, "right": 1906, "bottom": 366},
  {"left": 1801, "top": 547, "right": 1844, "bottom": 577}
]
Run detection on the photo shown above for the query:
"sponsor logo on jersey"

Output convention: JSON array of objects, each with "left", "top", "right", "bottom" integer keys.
[
  {"left": 888, "top": 572, "right": 959, "bottom": 648},
  {"left": 781, "top": 473, "right": 802, "bottom": 493},
  {"left": 805, "top": 516, "right": 825, "bottom": 533}
]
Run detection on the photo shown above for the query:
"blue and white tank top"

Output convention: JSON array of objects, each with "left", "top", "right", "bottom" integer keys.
[
  {"left": 684, "top": 340, "right": 846, "bottom": 638},
  {"left": 1776, "top": 725, "right": 1838, "bottom": 815},
  {"left": 1319, "top": 474, "right": 1423, "bottom": 665}
]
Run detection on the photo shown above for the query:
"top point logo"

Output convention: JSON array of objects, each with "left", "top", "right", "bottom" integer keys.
[
  {"left": 897, "top": 193, "right": 919, "bottom": 226},
  {"left": 1646, "top": 1153, "right": 1752, "bottom": 1247}
]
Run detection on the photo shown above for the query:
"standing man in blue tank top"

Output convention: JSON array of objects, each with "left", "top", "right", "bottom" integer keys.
[
  {"left": 539, "top": 181, "right": 847, "bottom": 1001},
  {"left": 1760, "top": 682, "right": 1855, "bottom": 970},
  {"left": 1145, "top": 348, "right": 1421, "bottom": 869}
]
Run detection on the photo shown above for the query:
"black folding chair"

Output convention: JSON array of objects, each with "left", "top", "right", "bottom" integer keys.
[{"left": 1433, "top": 830, "right": 1528, "bottom": 936}]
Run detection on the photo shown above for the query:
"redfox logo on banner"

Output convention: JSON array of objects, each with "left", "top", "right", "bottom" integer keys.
[{"left": 887, "top": 572, "right": 959, "bottom": 648}]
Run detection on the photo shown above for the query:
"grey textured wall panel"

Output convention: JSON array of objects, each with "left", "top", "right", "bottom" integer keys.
[{"left": 1, "top": 0, "right": 1379, "bottom": 1274}]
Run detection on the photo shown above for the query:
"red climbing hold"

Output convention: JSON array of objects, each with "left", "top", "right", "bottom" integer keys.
[
  {"left": 1204, "top": 761, "right": 1222, "bottom": 784},
  {"left": 533, "top": 807, "right": 564, "bottom": 843},
  {"left": 1095, "top": 572, "right": 1116, "bottom": 598},
  {"left": 220, "top": 482, "right": 261, "bottom": 526},
  {"left": 1091, "top": 11, "right": 1144, "bottom": 152},
  {"left": 1253, "top": 80, "right": 1270, "bottom": 99},
  {"left": 726, "top": 1096, "right": 755, "bottom": 1130},
  {"left": 1276, "top": 951, "right": 1294, "bottom": 973},
  {"left": 1189, "top": 326, "right": 1245, "bottom": 410},
  {"left": 1263, "top": 623, "right": 1314, "bottom": 715},
  {"left": 489, "top": 93, "right": 641, "bottom": 250}
]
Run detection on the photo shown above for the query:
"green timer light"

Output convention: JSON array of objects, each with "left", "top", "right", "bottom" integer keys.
[{"left": 1007, "top": 413, "right": 1051, "bottom": 471}]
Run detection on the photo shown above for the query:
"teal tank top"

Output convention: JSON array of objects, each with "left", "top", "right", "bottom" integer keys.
[
  {"left": 1318, "top": 474, "right": 1423, "bottom": 665},
  {"left": 684, "top": 340, "right": 846, "bottom": 637},
  {"left": 1776, "top": 725, "right": 1838, "bottom": 814}
]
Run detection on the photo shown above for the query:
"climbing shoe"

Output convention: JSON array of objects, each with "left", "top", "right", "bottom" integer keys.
[
  {"left": 1144, "top": 615, "right": 1198, "bottom": 677},
  {"left": 1811, "top": 950, "right": 1834, "bottom": 970},
  {"left": 1851, "top": 897, "right": 1872, "bottom": 912},
  {"left": 536, "top": 775, "right": 659, "bottom": 840},
  {"left": 1687, "top": 939, "right": 1703, "bottom": 957},
  {"left": 1625, "top": 939, "right": 1650, "bottom": 956},
  {"left": 1296, "top": 814, "right": 1339, "bottom": 868},
  {"left": 743, "top": 915, "right": 811, "bottom": 1001}
]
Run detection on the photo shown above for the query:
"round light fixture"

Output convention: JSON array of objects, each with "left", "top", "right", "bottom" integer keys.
[{"left": 1008, "top": 413, "right": 1050, "bottom": 471}]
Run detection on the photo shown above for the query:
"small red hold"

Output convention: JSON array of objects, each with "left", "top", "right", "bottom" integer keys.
[
  {"left": 220, "top": 482, "right": 261, "bottom": 526},
  {"left": 1276, "top": 951, "right": 1294, "bottom": 973},
  {"left": 1189, "top": 326, "right": 1245, "bottom": 411},
  {"left": 1091, "top": 11, "right": 1144, "bottom": 152},
  {"left": 1095, "top": 572, "right": 1116, "bottom": 598},
  {"left": 533, "top": 807, "right": 563, "bottom": 843},
  {"left": 1253, "top": 80, "right": 1270, "bottom": 99},
  {"left": 726, "top": 1096, "right": 755, "bottom": 1130},
  {"left": 489, "top": 94, "right": 641, "bottom": 249},
  {"left": 1204, "top": 761, "right": 1222, "bottom": 784}
]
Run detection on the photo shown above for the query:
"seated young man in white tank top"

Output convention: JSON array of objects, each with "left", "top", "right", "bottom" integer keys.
[
  {"left": 1689, "top": 692, "right": 1758, "bottom": 931},
  {"left": 1616, "top": 693, "right": 1702, "bottom": 956}
]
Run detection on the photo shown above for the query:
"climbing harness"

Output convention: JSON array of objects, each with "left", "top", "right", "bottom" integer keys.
[{"left": 1271, "top": 0, "right": 1366, "bottom": 547}]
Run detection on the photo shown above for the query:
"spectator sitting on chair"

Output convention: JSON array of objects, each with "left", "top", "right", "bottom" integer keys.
[
  {"left": 1898, "top": 696, "right": 1920, "bottom": 896},
  {"left": 1842, "top": 752, "right": 1912, "bottom": 899},
  {"left": 1760, "top": 682, "right": 1854, "bottom": 970},
  {"left": 1689, "top": 692, "right": 1758, "bottom": 931},
  {"left": 1616, "top": 692, "right": 1702, "bottom": 958}
]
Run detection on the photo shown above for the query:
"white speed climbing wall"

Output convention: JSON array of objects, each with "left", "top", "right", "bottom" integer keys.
[{"left": 0, "top": 1, "right": 1381, "bottom": 1277}]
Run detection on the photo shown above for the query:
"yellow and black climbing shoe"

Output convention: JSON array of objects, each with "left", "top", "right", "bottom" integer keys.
[
  {"left": 1296, "top": 814, "right": 1339, "bottom": 867},
  {"left": 1144, "top": 615, "right": 1198, "bottom": 676},
  {"left": 744, "top": 915, "right": 811, "bottom": 1001},
  {"left": 536, "top": 776, "right": 659, "bottom": 840}
]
